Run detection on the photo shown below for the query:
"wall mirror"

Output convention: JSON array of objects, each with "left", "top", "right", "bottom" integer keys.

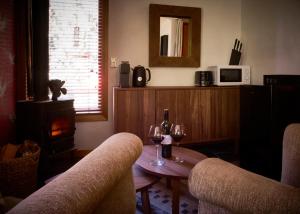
[{"left": 149, "top": 4, "right": 201, "bottom": 67}]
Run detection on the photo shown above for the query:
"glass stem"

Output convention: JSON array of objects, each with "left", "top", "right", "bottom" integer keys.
[{"left": 156, "top": 145, "right": 159, "bottom": 162}]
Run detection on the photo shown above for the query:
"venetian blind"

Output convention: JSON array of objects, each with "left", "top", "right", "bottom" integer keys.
[{"left": 49, "top": 0, "right": 105, "bottom": 114}]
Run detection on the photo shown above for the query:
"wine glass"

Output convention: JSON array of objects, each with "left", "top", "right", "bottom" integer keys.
[
  {"left": 170, "top": 124, "right": 186, "bottom": 163},
  {"left": 148, "top": 125, "right": 165, "bottom": 166}
]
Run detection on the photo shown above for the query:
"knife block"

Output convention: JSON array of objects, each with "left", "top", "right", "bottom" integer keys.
[{"left": 229, "top": 49, "right": 241, "bottom": 65}]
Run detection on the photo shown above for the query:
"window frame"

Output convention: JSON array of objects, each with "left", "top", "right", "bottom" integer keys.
[{"left": 75, "top": 0, "right": 108, "bottom": 122}]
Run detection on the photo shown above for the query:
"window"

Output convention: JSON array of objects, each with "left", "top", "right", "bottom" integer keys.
[{"left": 49, "top": 0, "right": 108, "bottom": 121}]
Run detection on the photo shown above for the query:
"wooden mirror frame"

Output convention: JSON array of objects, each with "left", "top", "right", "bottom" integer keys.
[{"left": 149, "top": 4, "right": 201, "bottom": 67}]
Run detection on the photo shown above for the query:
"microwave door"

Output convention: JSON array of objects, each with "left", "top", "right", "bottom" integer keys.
[{"left": 220, "top": 69, "right": 242, "bottom": 83}]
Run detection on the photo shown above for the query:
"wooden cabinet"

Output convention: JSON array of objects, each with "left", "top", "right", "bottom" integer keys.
[
  {"left": 155, "top": 89, "right": 200, "bottom": 143},
  {"left": 113, "top": 89, "right": 156, "bottom": 141},
  {"left": 199, "top": 87, "right": 240, "bottom": 141},
  {"left": 113, "top": 87, "right": 240, "bottom": 145}
]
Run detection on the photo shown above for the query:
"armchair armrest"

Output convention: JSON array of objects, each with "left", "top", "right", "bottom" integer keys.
[
  {"left": 8, "top": 133, "right": 143, "bottom": 214},
  {"left": 188, "top": 158, "right": 300, "bottom": 213}
]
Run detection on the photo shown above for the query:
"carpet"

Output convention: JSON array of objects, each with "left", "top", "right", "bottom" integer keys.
[{"left": 136, "top": 180, "right": 198, "bottom": 214}]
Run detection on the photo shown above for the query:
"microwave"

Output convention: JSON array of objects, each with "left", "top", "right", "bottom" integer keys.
[{"left": 209, "top": 65, "right": 251, "bottom": 86}]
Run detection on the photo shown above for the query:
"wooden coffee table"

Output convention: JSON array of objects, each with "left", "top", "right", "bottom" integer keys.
[
  {"left": 136, "top": 145, "right": 207, "bottom": 214},
  {"left": 133, "top": 164, "right": 160, "bottom": 214}
]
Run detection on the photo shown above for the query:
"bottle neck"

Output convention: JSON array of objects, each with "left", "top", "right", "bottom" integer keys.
[{"left": 162, "top": 109, "right": 170, "bottom": 135}]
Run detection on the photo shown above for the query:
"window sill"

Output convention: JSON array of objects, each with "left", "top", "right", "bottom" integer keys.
[{"left": 76, "top": 113, "right": 108, "bottom": 122}]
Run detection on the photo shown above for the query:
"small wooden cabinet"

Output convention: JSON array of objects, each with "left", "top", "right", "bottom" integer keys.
[{"left": 113, "top": 86, "right": 240, "bottom": 146}]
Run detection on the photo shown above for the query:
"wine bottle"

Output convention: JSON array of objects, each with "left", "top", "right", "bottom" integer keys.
[
  {"left": 161, "top": 109, "right": 171, "bottom": 135},
  {"left": 161, "top": 135, "right": 172, "bottom": 158}
]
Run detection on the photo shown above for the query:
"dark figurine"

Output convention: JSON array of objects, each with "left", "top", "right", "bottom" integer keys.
[{"left": 48, "top": 79, "right": 67, "bottom": 101}]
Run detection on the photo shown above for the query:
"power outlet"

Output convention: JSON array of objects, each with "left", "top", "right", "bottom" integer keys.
[{"left": 110, "top": 57, "right": 117, "bottom": 68}]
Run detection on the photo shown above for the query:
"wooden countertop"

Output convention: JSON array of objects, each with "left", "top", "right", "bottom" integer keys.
[{"left": 113, "top": 85, "right": 241, "bottom": 90}]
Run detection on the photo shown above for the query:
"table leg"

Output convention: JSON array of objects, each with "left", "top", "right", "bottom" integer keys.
[
  {"left": 166, "top": 177, "right": 171, "bottom": 188},
  {"left": 171, "top": 178, "right": 180, "bottom": 214},
  {"left": 141, "top": 189, "right": 151, "bottom": 214}
]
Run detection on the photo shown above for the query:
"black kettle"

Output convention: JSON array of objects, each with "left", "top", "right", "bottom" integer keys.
[{"left": 132, "top": 65, "right": 151, "bottom": 87}]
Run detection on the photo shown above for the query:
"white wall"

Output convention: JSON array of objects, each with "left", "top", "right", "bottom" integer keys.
[
  {"left": 241, "top": 0, "right": 300, "bottom": 85},
  {"left": 75, "top": 0, "right": 242, "bottom": 149}
]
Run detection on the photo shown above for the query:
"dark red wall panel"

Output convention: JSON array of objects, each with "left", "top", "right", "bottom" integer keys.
[{"left": 0, "top": 0, "right": 16, "bottom": 145}]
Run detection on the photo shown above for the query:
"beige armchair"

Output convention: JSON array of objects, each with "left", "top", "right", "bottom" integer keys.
[
  {"left": 188, "top": 124, "right": 300, "bottom": 213},
  {"left": 7, "top": 133, "right": 143, "bottom": 214}
]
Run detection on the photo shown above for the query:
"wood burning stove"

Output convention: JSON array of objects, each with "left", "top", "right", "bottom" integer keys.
[
  {"left": 16, "top": 99, "right": 75, "bottom": 154},
  {"left": 16, "top": 99, "right": 75, "bottom": 181}
]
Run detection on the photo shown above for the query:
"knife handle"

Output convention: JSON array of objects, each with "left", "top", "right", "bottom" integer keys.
[
  {"left": 236, "top": 40, "right": 240, "bottom": 50},
  {"left": 234, "top": 39, "right": 238, "bottom": 49}
]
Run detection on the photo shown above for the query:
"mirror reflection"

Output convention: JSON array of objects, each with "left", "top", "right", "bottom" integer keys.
[{"left": 160, "top": 17, "right": 191, "bottom": 57}]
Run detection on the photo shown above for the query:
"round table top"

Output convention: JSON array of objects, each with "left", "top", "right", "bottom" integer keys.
[
  {"left": 136, "top": 145, "right": 207, "bottom": 179},
  {"left": 133, "top": 164, "right": 160, "bottom": 192}
]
